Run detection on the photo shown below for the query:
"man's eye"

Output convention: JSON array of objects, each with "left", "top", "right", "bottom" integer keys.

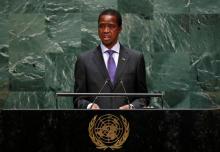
[
  {"left": 109, "top": 24, "right": 116, "bottom": 29},
  {"left": 99, "top": 24, "right": 104, "bottom": 28},
  {"left": 99, "top": 24, "right": 117, "bottom": 29}
]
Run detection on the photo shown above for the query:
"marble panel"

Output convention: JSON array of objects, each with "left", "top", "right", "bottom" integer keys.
[
  {"left": 190, "top": 0, "right": 220, "bottom": 14},
  {"left": 4, "top": 91, "right": 48, "bottom": 109},
  {"left": 154, "top": 0, "right": 189, "bottom": 14},
  {"left": 0, "top": 0, "right": 9, "bottom": 15},
  {"left": 81, "top": 0, "right": 117, "bottom": 12},
  {"left": 152, "top": 14, "right": 190, "bottom": 53},
  {"left": 190, "top": 14, "right": 220, "bottom": 92},
  {"left": 150, "top": 52, "right": 192, "bottom": 91},
  {"left": 0, "top": 15, "right": 9, "bottom": 108},
  {"left": 45, "top": 53, "right": 76, "bottom": 92},
  {"left": 45, "top": 0, "right": 80, "bottom": 14},
  {"left": 0, "top": 49, "right": 9, "bottom": 108},
  {"left": 44, "top": 53, "right": 76, "bottom": 109},
  {"left": 8, "top": 14, "right": 46, "bottom": 91},
  {"left": 8, "top": 0, "right": 46, "bottom": 14},
  {"left": 45, "top": 13, "right": 81, "bottom": 53},
  {"left": 118, "top": 0, "right": 153, "bottom": 18}
]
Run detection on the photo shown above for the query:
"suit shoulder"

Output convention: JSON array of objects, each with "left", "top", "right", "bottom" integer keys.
[{"left": 123, "top": 46, "right": 143, "bottom": 57}]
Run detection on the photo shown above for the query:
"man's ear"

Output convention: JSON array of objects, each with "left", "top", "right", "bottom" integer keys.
[{"left": 119, "top": 26, "right": 122, "bottom": 33}]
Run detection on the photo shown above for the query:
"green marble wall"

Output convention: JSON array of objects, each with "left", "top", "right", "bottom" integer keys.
[{"left": 0, "top": 0, "right": 219, "bottom": 109}]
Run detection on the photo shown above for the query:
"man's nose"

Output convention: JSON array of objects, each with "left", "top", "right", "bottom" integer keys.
[{"left": 103, "top": 26, "right": 110, "bottom": 33}]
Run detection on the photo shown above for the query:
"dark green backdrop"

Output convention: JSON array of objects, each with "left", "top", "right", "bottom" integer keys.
[{"left": 0, "top": 0, "right": 219, "bottom": 109}]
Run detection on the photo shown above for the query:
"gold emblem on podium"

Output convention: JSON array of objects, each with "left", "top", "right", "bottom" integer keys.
[{"left": 88, "top": 114, "right": 129, "bottom": 150}]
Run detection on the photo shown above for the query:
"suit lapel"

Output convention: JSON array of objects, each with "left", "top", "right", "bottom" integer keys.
[
  {"left": 93, "top": 45, "right": 114, "bottom": 89},
  {"left": 114, "top": 45, "right": 130, "bottom": 88}
]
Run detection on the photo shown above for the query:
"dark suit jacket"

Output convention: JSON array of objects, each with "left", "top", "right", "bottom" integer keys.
[{"left": 74, "top": 44, "right": 148, "bottom": 109}]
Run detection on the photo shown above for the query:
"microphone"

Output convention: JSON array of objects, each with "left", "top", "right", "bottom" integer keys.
[
  {"left": 90, "top": 79, "right": 109, "bottom": 109},
  {"left": 120, "top": 80, "right": 132, "bottom": 109}
]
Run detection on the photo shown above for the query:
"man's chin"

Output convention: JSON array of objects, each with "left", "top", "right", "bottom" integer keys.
[
  {"left": 102, "top": 38, "right": 111, "bottom": 42},
  {"left": 102, "top": 41, "right": 111, "bottom": 46}
]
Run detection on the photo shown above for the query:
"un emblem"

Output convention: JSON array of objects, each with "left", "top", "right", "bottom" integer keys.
[{"left": 88, "top": 114, "right": 129, "bottom": 150}]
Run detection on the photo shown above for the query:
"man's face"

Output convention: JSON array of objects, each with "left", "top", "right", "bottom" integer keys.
[{"left": 98, "top": 15, "right": 122, "bottom": 49}]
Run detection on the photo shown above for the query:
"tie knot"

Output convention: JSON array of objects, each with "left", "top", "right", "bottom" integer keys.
[{"left": 106, "top": 50, "right": 115, "bottom": 56}]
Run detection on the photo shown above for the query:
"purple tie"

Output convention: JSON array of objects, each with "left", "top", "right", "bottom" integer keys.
[{"left": 106, "top": 50, "right": 116, "bottom": 83}]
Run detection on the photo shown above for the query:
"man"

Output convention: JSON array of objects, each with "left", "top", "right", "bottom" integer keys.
[{"left": 74, "top": 9, "right": 148, "bottom": 109}]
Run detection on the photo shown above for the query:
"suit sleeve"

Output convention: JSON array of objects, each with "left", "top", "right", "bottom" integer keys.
[
  {"left": 74, "top": 56, "right": 90, "bottom": 108},
  {"left": 131, "top": 53, "right": 150, "bottom": 108}
]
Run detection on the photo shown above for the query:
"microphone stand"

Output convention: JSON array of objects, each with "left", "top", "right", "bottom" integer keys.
[
  {"left": 90, "top": 79, "right": 109, "bottom": 109},
  {"left": 120, "top": 80, "right": 131, "bottom": 109}
]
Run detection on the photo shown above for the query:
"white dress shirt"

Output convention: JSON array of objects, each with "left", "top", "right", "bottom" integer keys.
[{"left": 100, "top": 41, "right": 120, "bottom": 68}]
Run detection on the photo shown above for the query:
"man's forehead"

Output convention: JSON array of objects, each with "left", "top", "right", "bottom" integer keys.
[{"left": 99, "top": 15, "right": 117, "bottom": 20}]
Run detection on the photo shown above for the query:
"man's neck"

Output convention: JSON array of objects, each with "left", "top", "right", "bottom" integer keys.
[{"left": 101, "top": 42, "right": 120, "bottom": 53}]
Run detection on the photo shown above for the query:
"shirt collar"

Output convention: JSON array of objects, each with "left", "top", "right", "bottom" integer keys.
[{"left": 101, "top": 41, "right": 120, "bottom": 54}]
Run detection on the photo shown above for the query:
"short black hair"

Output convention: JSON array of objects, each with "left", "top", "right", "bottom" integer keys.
[{"left": 98, "top": 9, "right": 122, "bottom": 27}]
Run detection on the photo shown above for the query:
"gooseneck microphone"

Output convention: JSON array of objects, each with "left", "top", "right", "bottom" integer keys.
[
  {"left": 120, "top": 80, "right": 132, "bottom": 109},
  {"left": 90, "top": 79, "right": 109, "bottom": 109}
]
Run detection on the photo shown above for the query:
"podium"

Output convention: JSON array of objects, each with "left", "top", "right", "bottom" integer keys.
[{"left": 0, "top": 109, "right": 220, "bottom": 151}]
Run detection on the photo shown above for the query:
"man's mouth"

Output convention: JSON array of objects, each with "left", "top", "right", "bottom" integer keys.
[{"left": 103, "top": 35, "right": 111, "bottom": 40}]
